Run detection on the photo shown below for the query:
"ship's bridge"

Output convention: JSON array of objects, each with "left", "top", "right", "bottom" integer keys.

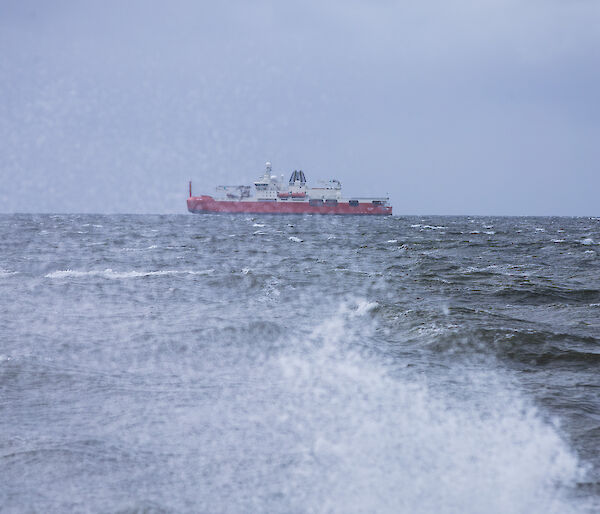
[{"left": 254, "top": 161, "right": 283, "bottom": 200}]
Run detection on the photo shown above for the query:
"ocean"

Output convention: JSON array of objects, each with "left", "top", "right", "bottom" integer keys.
[{"left": 1, "top": 213, "right": 599, "bottom": 513}]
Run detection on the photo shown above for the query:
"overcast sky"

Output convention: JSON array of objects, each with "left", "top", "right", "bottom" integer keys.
[{"left": 1, "top": 0, "right": 598, "bottom": 215}]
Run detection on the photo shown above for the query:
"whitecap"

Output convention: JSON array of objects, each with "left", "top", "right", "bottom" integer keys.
[
  {"left": 412, "top": 224, "right": 447, "bottom": 230},
  {"left": 386, "top": 239, "right": 398, "bottom": 243},
  {"left": 353, "top": 299, "right": 379, "bottom": 315},
  {"left": 581, "top": 238, "right": 595, "bottom": 245},
  {"left": 289, "top": 236, "right": 303, "bottom": 243},
  {"left": 552, "top": 239, "right": 566, "bottom": 243},
  {"left": 270, "top": 308, "right": 582, "bottom": 514},
  {"left": 253, "top": 223, "right": 265, "bottom": 228},
  {"left": 45, "top": 269, "right": 214, "bottom": 279}
]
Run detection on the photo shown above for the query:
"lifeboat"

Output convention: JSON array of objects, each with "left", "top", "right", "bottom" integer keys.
[
  {"left": 291, "top": 192, "right": 306, "bottom": 198},
  {"left": 277, "top": 192, "right": 290, "bottom": 198}
]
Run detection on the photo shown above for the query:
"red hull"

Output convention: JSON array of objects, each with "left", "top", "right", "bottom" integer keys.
[{"left": 187, "top": 196, "right": 392, "bottom": 215}]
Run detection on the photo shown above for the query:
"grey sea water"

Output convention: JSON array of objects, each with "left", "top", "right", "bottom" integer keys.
[{"left": 1, "top": 214, "right": 599, "bottom": 513}]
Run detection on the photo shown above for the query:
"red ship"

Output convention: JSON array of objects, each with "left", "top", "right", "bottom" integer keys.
[{"left": 187, "top": 162, "right": 392, "bottom": 215}]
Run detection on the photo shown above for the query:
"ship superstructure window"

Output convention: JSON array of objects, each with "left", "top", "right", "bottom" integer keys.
[
  {"left": 349, "top": 200, "right": 359, "bottom": 207},
  {"left": 372, "top": 200, "right": 385, "bottom": 206},
  {"left": 325, "top": 199, "right": 338, "bottom": 205},
  {"left": 309, "top": 199, "right": 323, "bottom": 206}
]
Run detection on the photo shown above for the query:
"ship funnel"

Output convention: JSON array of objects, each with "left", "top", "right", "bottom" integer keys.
[{"left": 289, "top": 169, "right": 306, "bottom": 185}]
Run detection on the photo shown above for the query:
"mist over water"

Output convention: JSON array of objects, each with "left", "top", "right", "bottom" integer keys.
[{"left": 1, "top": 214, "right": 599, "bottom": 512}]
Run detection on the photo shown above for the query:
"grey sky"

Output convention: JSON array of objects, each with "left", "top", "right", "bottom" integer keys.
[{"left": 1, "top": 0, "right": 598, "bottom": 215}]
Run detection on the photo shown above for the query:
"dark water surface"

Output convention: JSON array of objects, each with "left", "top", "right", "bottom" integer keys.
[{"left": 1, "top": 214, "right": 599, "bottom": 513}]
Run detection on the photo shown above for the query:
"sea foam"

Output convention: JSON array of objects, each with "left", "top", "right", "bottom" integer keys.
[
  {"left": 45, "top": 269, "right": 214, "bottom": 279},
  {"left": 259, "top": 304, "right": 583, "bottom": 513}
]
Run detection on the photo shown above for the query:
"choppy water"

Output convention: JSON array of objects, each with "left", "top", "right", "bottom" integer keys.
[{"left": 1, "top": 214, "right": 599, "bottom": 513}]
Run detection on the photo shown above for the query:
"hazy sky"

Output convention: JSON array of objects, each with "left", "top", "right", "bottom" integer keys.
[{"left": 1, "top": 0, "right": 598, "bottom": 215}]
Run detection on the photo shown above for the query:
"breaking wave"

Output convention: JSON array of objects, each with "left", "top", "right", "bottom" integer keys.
[
  {"left": 411, "top": 224, "right": 447, "bottom": 230},
  {"left": 45, "top": 269, "right": 215, "bottom": 279},
  {"left": 189, "top": 303, "right": 583, "bottom": 513}
]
